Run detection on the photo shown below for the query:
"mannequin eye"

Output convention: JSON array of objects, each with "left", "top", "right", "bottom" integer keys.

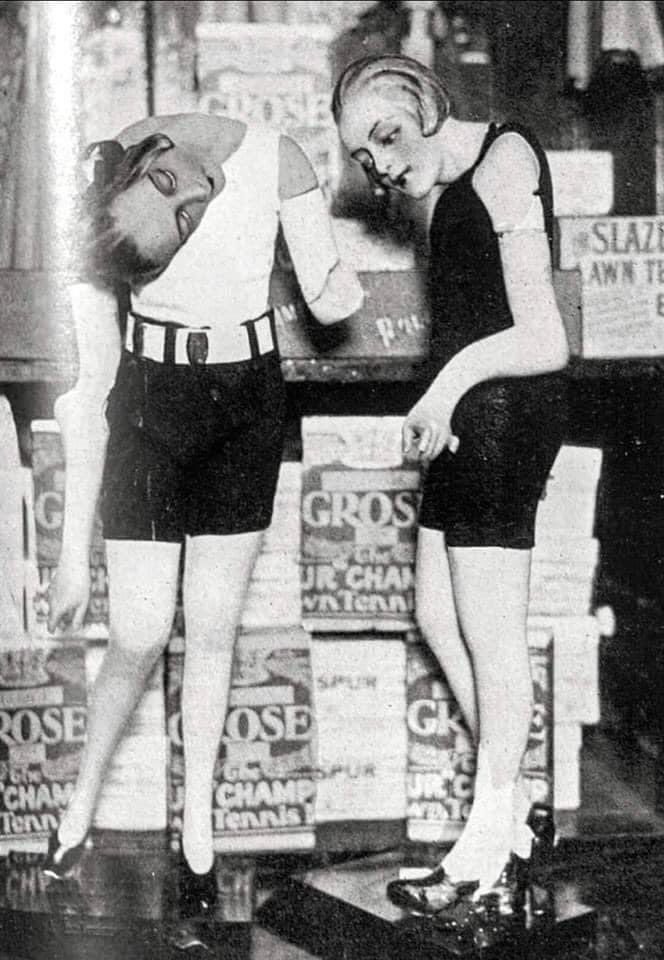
[
  {"left": 176, "top": 209, "right": 193, "bottom": 242},
  {"left": 381, "top": 128, "right": 400, "bottom": 146},
  {"left": 149, "top": 168, "right": 177, "bottom": 195}
]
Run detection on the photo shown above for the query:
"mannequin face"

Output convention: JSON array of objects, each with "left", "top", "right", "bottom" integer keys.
[
  {"left": 111, "top": 142, "right": 224, "bottom": 267},
  {"left": 338, "top": 87, "right": 442, "bottom": 200}
]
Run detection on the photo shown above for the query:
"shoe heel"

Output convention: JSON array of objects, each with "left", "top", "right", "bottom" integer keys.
[
  {"left": 42, "top": 831, "right": 89, "bottom": 879},
  {"left": 178, "top": 853, "right": 218, "bottom": 919}
]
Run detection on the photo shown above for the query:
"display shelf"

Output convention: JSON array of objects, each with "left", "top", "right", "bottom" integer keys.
[
  {"left": 1, "top": 266, "right": 661, "bottom": 384},
  {"left": 4, "top": 355, "right": 664, "bottom": 387},
  {"left": 568, "top": 356, "right": 664, "bottom": 379},
  {"left": 284, "top": 356, "right": 664, "bottom": 383},
  {"left": 281, "top": 357, "right": 428, "bottom": 383},
  {"left": 0, "top": 359, "right": 68, "bottom": 383}
]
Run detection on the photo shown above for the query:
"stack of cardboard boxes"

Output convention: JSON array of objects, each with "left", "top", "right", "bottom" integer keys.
[
  {"left": 0, "top": 401, "right": 603, "bottom": 854},
  {"left": 240, "top": 463, "right": 302, "bottom": 631},
  {"left": 301, "top": 418, "right": 413, "bottom": 827},
  {"left": 301, "top": 419, "right": 602, "bottom": 838},
  {"left": 531, "top": 446, "right": 604, "bottom": 810},
  {"left": 0, "top": 407, "right": 88, "bottom": 853},
  {"left": 167, "top": 626, "right": 317, "bottom": 854}
]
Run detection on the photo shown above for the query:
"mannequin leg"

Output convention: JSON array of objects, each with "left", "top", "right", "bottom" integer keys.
[
  {"left": 180, "top": 531, "right": 262, "bottom": 873},
  {"left": 57, "top": 539, "right": 180, "bottom": 851},
  {"left": 441, "top": 546, "right": 532, "bottom": 889}
]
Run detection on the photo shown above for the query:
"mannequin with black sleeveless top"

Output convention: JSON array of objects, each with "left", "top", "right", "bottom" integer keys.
[{"left": 333, "top": 55, "right": 569, "bottom": 938}]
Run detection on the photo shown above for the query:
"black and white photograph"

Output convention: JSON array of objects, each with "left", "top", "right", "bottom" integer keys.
[{"left": 0, "top": 1, "right": 663, "bottom": 957}]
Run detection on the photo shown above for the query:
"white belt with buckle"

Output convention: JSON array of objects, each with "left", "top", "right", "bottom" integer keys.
[{"left": 125, "top": 311, "right": 276, "bottom": 365}]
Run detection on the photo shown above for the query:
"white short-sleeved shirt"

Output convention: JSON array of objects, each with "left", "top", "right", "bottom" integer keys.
[{"left": 131, "top": 124, "right": 280, "bottom": 328}]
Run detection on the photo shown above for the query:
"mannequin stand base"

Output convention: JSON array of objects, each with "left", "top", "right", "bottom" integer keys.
[{"left": 258, "top": 851, "right": 597, "bottom": 959}]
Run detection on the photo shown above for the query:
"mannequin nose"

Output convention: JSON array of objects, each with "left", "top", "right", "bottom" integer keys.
[
  {"left": 374, "top": 151, "right": 393, "bottom": 182},
  {"left": 182, "top": 180, "right": 210, "bottom": 204}
]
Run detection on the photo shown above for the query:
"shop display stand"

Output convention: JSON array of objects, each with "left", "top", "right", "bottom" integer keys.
[
  {"left": 257, "top": 851, "right": 597, "bottom": 959},
  {"left": 0, "top": 841, "right": 254, "bottom": 959}
]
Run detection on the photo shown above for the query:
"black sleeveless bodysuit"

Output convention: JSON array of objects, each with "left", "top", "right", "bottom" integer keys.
[{"left": 418, "top": 122, "right": 568, "bottom": 549}]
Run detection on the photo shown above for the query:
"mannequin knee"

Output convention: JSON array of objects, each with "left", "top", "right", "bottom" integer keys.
[
  {"left": 185, "top": 614, "right": 238, "bottom": 653},
  {"left": 109, "top": 608, "right": 173, "bottom": 666},
  {"left": 415, "top": 591, "right": 469, "bottom": 676}
]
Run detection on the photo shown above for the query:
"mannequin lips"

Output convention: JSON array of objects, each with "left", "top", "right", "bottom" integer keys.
[{"left": 389, "top": 166, "right": 411, "bottom": 190}]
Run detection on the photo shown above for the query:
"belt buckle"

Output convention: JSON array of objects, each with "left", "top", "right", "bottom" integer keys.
[
  {"left": 242, "top": 311, "right": 273, "bottom": 360},
  {"left": 186, "top": 331, "right": 209, "bottom": 367}
]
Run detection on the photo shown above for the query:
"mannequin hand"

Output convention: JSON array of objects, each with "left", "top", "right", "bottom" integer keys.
[
  {"left": 47, "top": 557, "right": 90, "bottom": 634},
  {"left": 402, "top": 397, "right": 459, "bottom": 461}
]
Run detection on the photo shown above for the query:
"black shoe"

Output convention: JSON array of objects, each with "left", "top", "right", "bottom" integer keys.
[
  {"left": 386, "top": 865, "right": 478, "bottom": 915},
  {"left": 430, "top": 853, "right": 530, "bottom": 934},
  {"left": 178, "top": 852, "right": 218, "bottom": 919},
  {"left": 42, "top": 830, "right": 89, "bottom": 880},
  {"left": 467, "top": 895, "right": 529, "bottom": 953}
]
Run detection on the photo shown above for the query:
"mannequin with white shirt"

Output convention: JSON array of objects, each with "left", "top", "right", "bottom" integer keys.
[{"left": 45, "top": 114, "right": 362, "bottom": 911}]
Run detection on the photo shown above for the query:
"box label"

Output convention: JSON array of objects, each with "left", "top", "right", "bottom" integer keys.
[
  {"left": 0, "top": 643, "right": 86, "bottom": 843},
  {"left": 311, "top": 639, "right": 407, "bottom": 822},
  {"left": 197, "top": 23, "right": 338, "bottom": 197},
  {"left": 301, "top": 467, "right": 420, "bottom": 630},
  {"left": 406, "top": 632, "right": 552, "bottom": 841},
  {"left": 560, "top": 216, "right": 664, "bottom": 357},
  {"left": 30, "top": 423, "right": 109, "bottom": 638},
  {"left": 301, "top": 418, "right": 421, "bottom": 632},
  {"left": 168, "top": 629, "right": 316, "bottom": 851}
]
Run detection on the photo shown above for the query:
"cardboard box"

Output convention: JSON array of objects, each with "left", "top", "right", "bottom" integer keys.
[
  {"left": 86, "top": 643, "right": 167, "bottom": 831},
  {"left": 546, "top": 151, "right": 613, "bottom": 217},
  {"left": 272, "top": 268, "right": 581, "bottom": 362},
  {"left": 405, "top": 639, "right": 474, "bottom": 843},
  {"left": 406, "top": 628, "right": 553, "bottom": 843},
  {"left": 535, "top": 446, "right": 603, "bottom": 541},
  {"left": 17, "top": 264, "right": 580, "bottom": 370},
  {"left": 30, "top": 421, "right": 109, "bottom": 640},
  {"left": 79, "top": 18, "right": 148, "bottom": 145},
  {"left": 528, "top": 570, "right": 597, "bottom": 617},
  {"left": 301, "top": 417, "right": 420, "bottom": 632},
  {"left": 559, "top": 216, "right": 664, "bottom": 358},
  {"left": 196, "top": 21, "right": 338, "bottom": 197},
  {"left": 273, "top": 269, "right": 431, "bottom": 361},
  {"left": 0, "top": 638, "right": 86, "bottom": 852},
  {"left": 310, "top": 638, "right": 407, "bottom": 822},
  {"left": 241, "top": 463, "right": 302, "bottom": 630},
  {"left": 0, "top": 396, "right": 26, "bottom": 635},
  {"left": 529, "top": 615, "right": 601, "bottom": 725},
  {"left": 167, "top": 628, "right": 316, "bottom": 853},
  {"left": 554, "top": 722, "right": 583, "bottom": 811}
]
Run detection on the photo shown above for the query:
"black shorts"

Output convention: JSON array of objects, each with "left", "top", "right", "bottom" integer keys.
[
  {"left": 418, "top": 374, "right": 567, "bottom": 550},
  {"left": 101, "top": 349, "right": 287, "bottom": 542}
]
